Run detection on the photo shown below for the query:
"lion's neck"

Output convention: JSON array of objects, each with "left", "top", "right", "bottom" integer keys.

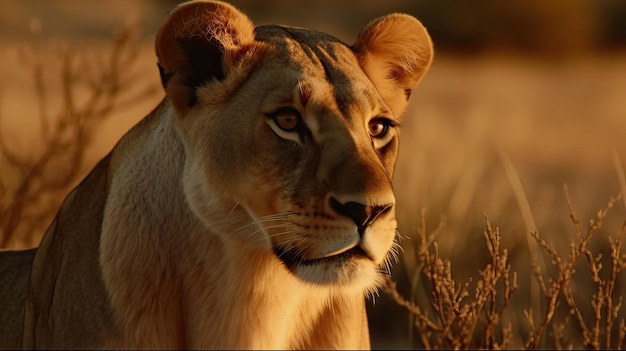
[
  {"left": 178, "top": 240, "right": 332, "bottom": 348},
  {"left": 100, "top": 101, "right": 362, "bottom": 349}
]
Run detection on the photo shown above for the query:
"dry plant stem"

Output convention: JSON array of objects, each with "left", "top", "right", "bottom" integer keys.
[
  {"left": 0, "top": 25, "right": 156, "bottom": 248},
  {"left": 612, "top": 150, "right": 626, "bottom": 211},
  {"left": 618, "top": 319, "right": 626, "bottom": 349},
  {"left": 406, "top": 208, "right": 446, "bottom": 345},
  {"left": 386, "top": 212, "right": 517, "bottom": 349},
  {"left": 601, "top": 225, "right": 626, "bottom": 348},
  {"left": 524, "top": 229, "right": 563, "bottom": 349},
  {"left": 526, "top": 185, "right": 625, "bottom": 349},
  {"left": 383, "top": 275, "right": 440, "bottom": 349},
  {"left": 563, "top": 188, "right": 620, "bottom": 349},
  {"left": 482, "top": 218, "right": 517, "bottom": 349},
  {"left": 495, "top": 137, "right": 544, "bottom": 333}
]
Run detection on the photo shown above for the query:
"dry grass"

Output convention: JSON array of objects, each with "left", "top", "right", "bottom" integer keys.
[
  {"left": 386, "top": 188, "right": 626, "bottom": 349},
  {"left": 2, "top": 21, "right": 626, "bottom": 349},
  {"left": 385, "top": 211, "right": 517, "bottom": 349}
]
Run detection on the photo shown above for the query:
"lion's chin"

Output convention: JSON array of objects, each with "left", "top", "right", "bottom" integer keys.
[{"left": 272, "top": 245, "right": 383, "bottom": 289}]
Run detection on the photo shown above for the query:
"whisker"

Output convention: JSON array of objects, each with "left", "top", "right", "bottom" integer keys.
[{"left": 231, "top": 211, "right": 299, "bottom": 250}]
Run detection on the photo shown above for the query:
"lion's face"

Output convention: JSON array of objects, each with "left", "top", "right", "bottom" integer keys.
[{"left": 156, "top": 1, "right": 432, "bottom": 291}]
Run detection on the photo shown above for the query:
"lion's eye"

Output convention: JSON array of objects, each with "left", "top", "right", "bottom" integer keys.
[
  {"left": 266, "top": 107, "right": 307, "bottom": 144},
  {"left": 271, "top": 108, "right": 301, "bottom": 132},
  {"left": 368, "top": 119, "right": 390, "bottom": 138}
]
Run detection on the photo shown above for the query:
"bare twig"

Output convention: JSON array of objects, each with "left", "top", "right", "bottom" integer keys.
[{"left": 0, "top": 23, "right": 158, "bottom": 249}]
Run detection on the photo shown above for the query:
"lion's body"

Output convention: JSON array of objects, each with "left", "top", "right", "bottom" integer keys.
[
  {"left": 0, "top": 249, "right": 35, "bottom": 347},
  {"left": 0, "top": 1, "right": 432, "bottom": 349}
]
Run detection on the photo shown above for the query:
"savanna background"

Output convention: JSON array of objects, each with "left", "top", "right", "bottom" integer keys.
[{"left": 2, "top": 0, "right": 626, "bottom": 349}]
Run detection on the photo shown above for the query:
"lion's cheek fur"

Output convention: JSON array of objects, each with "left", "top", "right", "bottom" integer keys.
[{"left": 175, "top": 113, "right": 285, "bottom": 243}]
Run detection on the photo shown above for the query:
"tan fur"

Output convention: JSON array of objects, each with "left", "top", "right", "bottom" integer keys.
[{"left": 0, "top": 1, "right": 432, "bottom": 349}]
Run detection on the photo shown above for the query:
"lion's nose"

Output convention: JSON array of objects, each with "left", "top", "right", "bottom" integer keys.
[{"left": 329, "top": 197, "right": 393, "bottom": 235}]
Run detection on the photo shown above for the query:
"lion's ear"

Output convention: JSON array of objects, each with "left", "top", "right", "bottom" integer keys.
[
  {"left": 155, "top": 0, "right": 255, "bottom": 112},
  {"left": 352, "top": 14, "right": 433, "bottom": 117}
]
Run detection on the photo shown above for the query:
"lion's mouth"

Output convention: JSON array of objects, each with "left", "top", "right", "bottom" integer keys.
[{"left": 272, "top": 244, "right": 369, "bottom": 268}]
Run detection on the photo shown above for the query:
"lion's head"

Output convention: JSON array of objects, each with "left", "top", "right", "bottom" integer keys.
[{"left": 155, "top": 0, "right": 432, "bottom": 292}]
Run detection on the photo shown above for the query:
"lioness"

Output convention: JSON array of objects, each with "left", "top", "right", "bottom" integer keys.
[{"left": 0, "top": 0, "right": 432, "bottom": 349}]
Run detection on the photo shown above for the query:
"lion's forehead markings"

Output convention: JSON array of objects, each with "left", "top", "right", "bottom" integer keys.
[
  {"left": 287, "top": 49, "right": 393, "bottom": 134},
  {"left": 294, "top": 42, "right": 362, "bottom": 119},
  {"left": 256, "top": 24, "right": 378, "bottom": 122}
]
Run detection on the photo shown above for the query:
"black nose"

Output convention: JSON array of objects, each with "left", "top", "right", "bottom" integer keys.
[{"left": 329, "top": 197, "right": 393, "bottom": 235}]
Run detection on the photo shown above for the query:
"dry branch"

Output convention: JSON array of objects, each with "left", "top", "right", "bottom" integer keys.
[{"left": 0, "top": 24, "right": 158, "bottom": 249}]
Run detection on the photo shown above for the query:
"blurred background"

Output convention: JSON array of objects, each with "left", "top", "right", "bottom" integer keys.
[
  {"left": 2, "top": 0, "right": 626, "bottom": 349},
  {"left": 3, "top": 0, "right": 626, "bottom": 52}
]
